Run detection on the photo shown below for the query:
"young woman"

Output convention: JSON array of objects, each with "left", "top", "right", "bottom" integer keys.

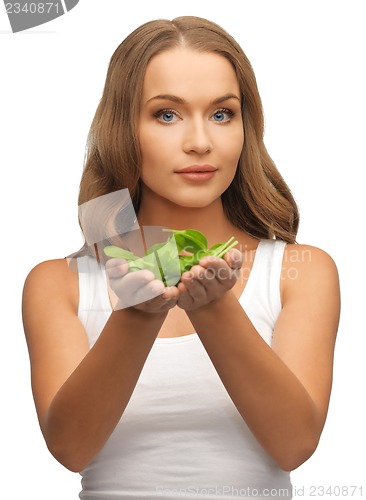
[{"left": 22, "top": 16, "right": 340, "bottom": 500}]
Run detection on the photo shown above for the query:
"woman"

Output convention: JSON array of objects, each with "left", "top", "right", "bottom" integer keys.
[{"left": 22, "top": 16, "right": 340, "bottom": 500}]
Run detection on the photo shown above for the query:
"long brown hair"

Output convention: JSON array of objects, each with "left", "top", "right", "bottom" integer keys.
[{"left": 78, "top": 16, "right": 299, "bottom": 243}]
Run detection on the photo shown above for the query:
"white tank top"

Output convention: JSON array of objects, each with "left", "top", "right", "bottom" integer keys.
[{"left": 77, "top": 239, "right": 292, "bottom": 500}]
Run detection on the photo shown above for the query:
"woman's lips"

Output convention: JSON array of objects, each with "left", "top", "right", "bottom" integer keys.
[{"left": 175, "top": 171, "right": 216, "bottom": 181}]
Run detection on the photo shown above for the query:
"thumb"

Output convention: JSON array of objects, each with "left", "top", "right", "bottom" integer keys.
[{"left": 225, "top": 248, "right": 243, "bottom": 269}]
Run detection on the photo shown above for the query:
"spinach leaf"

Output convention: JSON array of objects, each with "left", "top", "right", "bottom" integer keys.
[{"left": 103, "top": 228, "right": 239, "bottom": 286}]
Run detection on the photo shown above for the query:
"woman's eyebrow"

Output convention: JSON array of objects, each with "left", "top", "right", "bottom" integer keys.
[
  {"left": 211, "top": 94, "right": 241, "bottom": 105},
  {"left": 145, "top": 93, "right": 241, "bottom": 105}
]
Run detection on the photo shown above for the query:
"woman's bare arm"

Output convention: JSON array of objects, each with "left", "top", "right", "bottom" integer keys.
[
  {"left": 183, "top": 245, "right": 340, "bottom": 471},
  {"left": 22, "top": 258, "right": 174, "bottom": 472}
]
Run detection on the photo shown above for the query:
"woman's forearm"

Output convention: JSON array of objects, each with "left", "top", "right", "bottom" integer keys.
[
  {"left": 186, "top": 292, "right": 321, "bottom": 471},
  {"left": 45, "top": 307, "right": 167, "bottom": 472}
]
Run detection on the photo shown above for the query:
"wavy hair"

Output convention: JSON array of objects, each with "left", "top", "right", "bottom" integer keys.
[{"left": 78, "top": 16, "right": 299, "bottom": 243}]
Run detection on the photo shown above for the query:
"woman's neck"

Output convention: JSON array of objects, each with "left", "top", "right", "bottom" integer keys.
[{"left": 137, "top": 193, "right": 238, "bottom": 248}]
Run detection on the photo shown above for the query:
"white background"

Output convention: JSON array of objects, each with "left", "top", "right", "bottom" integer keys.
[{"left": 1, "top": 1, "right": 365, "bottom": 498}]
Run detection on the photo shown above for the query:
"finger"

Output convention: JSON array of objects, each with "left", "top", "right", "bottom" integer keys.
[
  {"left": 105, "top": 257, "right": 128, "bottom": 268},
  {"left": 224, "top": 249, "right": 243, "bottom": 270},
  {"left": 176, "top": 290, "right": 195, "bottom": 310},
  {"left": 197, "top": 258, "right": 232, "bottom": 284},
  {"left": 115, "top": 278, "right": 165, "bottom": 310},
  {"left": 176, "top": 281, "right": 189, "bottom": 295},
  {"left": 180, "top": 271, "right": 208, "bottom": 300},
  {"left": 198, "top": 259, "right": 241, "bottom": 292},
  {"left": 111, "top": 269, "right": 156, "bottom": 299},
  {"left": 147, "top": 286, "right": 180, "bottom": 310},
  {"left": 134, "top": 288, "right": 179, "bottom": 313},
  {"left": 105, "top": 258, "right": 129, "bottom": 279},
  {"left": 197, "top": 256, "right": 220, "bottom": 268},
  {"left": 135, "top": 279, "right": 166, "bottom": 303},
  {"left": 161, "top": 285, "right": 180, "bottom": 301}
]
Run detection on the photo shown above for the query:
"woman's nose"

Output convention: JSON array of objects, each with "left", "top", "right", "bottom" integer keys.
[{"left": 182, "top": 119, "right": 213, "bottom": 155}]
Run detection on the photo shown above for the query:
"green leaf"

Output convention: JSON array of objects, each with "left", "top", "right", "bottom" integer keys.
[
  {"left": 145, "top": 240, "right": 169, "bottom": 256},
  {"left": 206, "top": 237, "right": 238, "bottom": 258},
  {"left": 128, "top": 253, "right": 162, "bottom": 280},
  {"left": 155, "top": 235, "right": 179, "bottom": 261},
  {"left": 162, "top": 260, "right": 182, "bottom": 286},
  {"left": 183, "top": 229, "right": 208, "bottom": 251},
  {"left": 162, "top": 228, "right": 208, "bottom": 254},
  {"left": 103, "top": 245, "right": 139, "bottom": 261},
  {"left": 207, "top": 242, "right": 227, "bottom": 258},
  {"left": 153, "top": 235, "right": 181, "bottom": 285},
  {"left": 104, "top": 232, "right": 238, "bottom": 286},
  {"left": 208, "top": 242, "right": 225, "bottom": 252},
  {"left": 179, "top": 254, "right": 199, "bottom": 273},
  {"left": 173, "top": 233, "right": 187, "bottom": 252}
]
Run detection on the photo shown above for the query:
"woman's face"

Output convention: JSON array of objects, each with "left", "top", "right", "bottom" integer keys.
[{"left": 138, "top": 47, "right": 244, "bottom": 208}]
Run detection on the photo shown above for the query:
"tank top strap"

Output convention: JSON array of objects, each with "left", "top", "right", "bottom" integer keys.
[
  {"left": 77, "top": 255, "right": 111, "bottom": 347},
  {"left": 268, "top": 239, "right": 287, "bottom": 313},
  {"left": 240, "top": 239, "right": 287, "bottom": 344}
]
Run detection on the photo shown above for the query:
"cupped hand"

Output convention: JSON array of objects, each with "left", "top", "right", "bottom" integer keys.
[
  {"left": 105, "top": 258, "right": 179, "bottom": 314},
  {"left": 176, "top": 248, "right": 243, "bottom": 311}
]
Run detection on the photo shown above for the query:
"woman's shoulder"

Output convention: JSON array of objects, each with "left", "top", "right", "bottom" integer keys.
[
  {"left": 24, "top": 257, "right": 77, "bottom": 283},
  {"left": 283, "top": 243, "right": 338, "bottom": 271},
  {"left": 281, "top": 243, "right": 340, "bottom": 301},
  {"left": 23, "top": 258, "right": 79, "bottom": 313}
]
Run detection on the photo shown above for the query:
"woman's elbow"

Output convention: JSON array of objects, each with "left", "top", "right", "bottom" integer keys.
[
  {"left": 276, "top": 432, "right": 320, "bottom": 472},
  {"left": 46, "top": 438, "right": 91, "bottom": 473}
]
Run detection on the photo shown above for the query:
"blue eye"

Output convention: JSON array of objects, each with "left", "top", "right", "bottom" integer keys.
[
  {"left": 162, "top": 112, "right": 174, "bottom": 122},
  {"left": 212, "top": 109, "right": 233, "bottom": 122},
  {"left": 154, "top": 109, "right": 178, "bottom": 123},
  {"left": 213, "top": 112, "right": 225, "bottom": 122}
]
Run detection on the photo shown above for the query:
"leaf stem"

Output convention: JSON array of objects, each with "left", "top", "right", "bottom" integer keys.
[{"left": 216, "top": 239, "right": 239, "bottom": 259}]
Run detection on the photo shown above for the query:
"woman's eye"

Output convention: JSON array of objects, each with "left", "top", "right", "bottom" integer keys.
[
  {"left": 154, "top": 109, "right": 178, "bottom": 123},
  {"left": 153, "top": 108, "right": 234, "bottom": 124},
  {"left": 211, "top": 109, "right": 234, "bottom": 123}
]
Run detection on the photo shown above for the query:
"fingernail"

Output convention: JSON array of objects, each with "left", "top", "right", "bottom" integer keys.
[
  {"left": 201, "top": 257, "right": 215, "bottom": 265},
  {"left": 231, "top": 251, "right": 241, "bottom": 262}
]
